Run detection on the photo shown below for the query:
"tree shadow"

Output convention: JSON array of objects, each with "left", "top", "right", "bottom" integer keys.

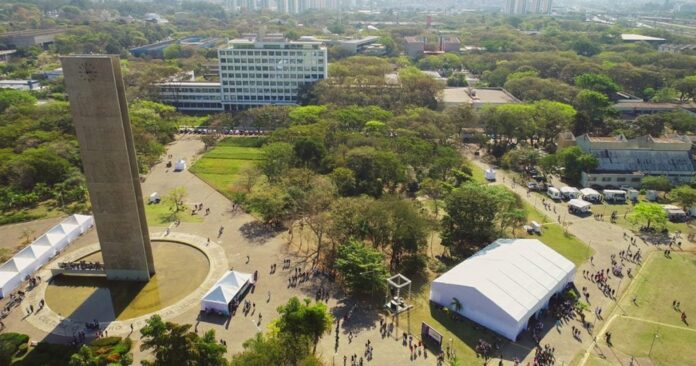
[{"left": 239, "top": 221, "right": 284, "bottom": 244}]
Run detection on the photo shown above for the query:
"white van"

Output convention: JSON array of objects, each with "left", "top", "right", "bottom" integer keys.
[{"left": 547, "top": 187, "right": 562, "bottom": 200}]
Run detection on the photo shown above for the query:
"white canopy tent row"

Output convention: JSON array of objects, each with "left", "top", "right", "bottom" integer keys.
[
  {"left": 0, "top": 214, "right": 94, "bottom": 298},
  {"left": 429, "top": 239, "right": 575, "bottom": 341},
  {"left": 201, "top": 270, "right": 253, "bottom": 316},
  {"left": 580, "top": 188, "right": 602, "bottom": 203}
]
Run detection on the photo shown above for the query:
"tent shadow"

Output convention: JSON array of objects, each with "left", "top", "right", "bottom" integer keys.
[{"left": 425, "top": 302, "right": 558, "bottom": 362}]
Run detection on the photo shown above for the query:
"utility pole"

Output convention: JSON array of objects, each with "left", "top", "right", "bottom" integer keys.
[{"left": 648, "top": 329, "right": 660, "bottom": 358}]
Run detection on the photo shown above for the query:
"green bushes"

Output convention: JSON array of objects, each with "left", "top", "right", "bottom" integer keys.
[{"left": 0, "top": 333, "right": 29, "bottom": 364}]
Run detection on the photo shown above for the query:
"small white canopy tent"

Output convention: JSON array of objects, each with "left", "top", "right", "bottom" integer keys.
[
  {"left": 485, "top": 169, "right": 496, "bottom": 181},
  {"left": 560, "top": 187, "right": 581, "bottom": 199},
  {"left": 201, "top": 270, "right": 252, "bottom": 315},
  {"left": 568, "top": 199, "right": 592, "bottom": 213},
  {"left": 580, "top": 188, "right": 602, "bottom": 202},
  {"left": 430, "top": 239, "right": 575, "bottom": 341}
]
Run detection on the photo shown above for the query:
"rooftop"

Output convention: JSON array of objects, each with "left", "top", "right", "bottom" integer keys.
[
  {"left": 621, "top": 33, "right": 666, "bottom": 42},
  {"left": 442, "top": 87, "right": 520, "bottom": 105}
]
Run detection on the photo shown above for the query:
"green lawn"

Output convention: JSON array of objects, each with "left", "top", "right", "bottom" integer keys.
[
  {"left": 189, "top": 137, "right": 265, "bottom": 199},
  {"left": 618, "top": 252, "right": 696, "bottom": 327},
  {"left": 600, "top": 251, "right": 696, "bottom": 366},
  {"left": 608, "top": 317, "right": 696, "bottom": 366},
  {"left": 520, "top": 202, "right": 594, "bottom": 266},
  {"left": 144, "top": 201, "right": 202, "bottom": 226}
]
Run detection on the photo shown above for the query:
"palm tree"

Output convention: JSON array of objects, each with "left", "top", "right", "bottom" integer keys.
[{"left": 450, "top": 297, "right": 462, "bottom": 313}]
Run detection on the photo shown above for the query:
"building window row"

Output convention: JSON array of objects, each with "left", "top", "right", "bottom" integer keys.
[
  {"left": 221, "top": 73, "right": 323, "bottom": 80},
  {"left": 221, "top": 65, "right": 325, "bottom": 72},
  {"left": 220, "top": 50, "right": 323, "bottom": 57}
]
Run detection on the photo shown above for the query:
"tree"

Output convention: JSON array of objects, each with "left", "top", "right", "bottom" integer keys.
[
  {"left": 570, "top": 38, "right": 601, "bottom": 57},
  {"left": 574, "top": 73, "right": 620, "bottom": 96},
  {"left": 665, "top": 110, "right": 696, "bottom": 134},
  {"left": 641, "top": 176, "right": 672, "bottom": 193},
  {"left": 140, "top": 315, "right": 198, "bottom": 366},
  {"left": 258, "top": 142, "right": 294, "bottom": 182},
  {"left": 246, "top": 182, "right": 290, "bottom": 226},
  {"left": 556, "top": 146, "right": 599, "bottom": 185},
  {"left": 335, "top": 240, "right": 389, "bottom": 297},
  {"left": 69, "top": 345, "right": 98, "bottom": 366},
  {"left": 532, "top": 100, "right": 576, "bottom": 146},
  {"left": 628, "top": 202, "right": 668, "bottom": 230},
  {"left": 441, "top": 182, "right": 521, "bottom": 254},
  {"left": 674, "top": 75, "right": 696, "bottom": 102},
  {"left": 573, "top": 90, "right": 611, "bottom": 134},
  {"left": 275, "top": 297, "right": 333, "bottom": 354},
  {"left": 330, "top": 167, "right": 356, "bottom": 197},
  {"left": 0, "top": 89, "right": 36, "bottom": 113},
  {"left": 293, "top": 138, "right": 326, "bottom": 169},
  {"left": 166, "top": 187, "right": 188, "bottom": 214},
  {"left": 631, "top": 114, "right": 666, "bottom": 137},
  {"left": 195, "top": 330, "right": 228, "bottom": 366},
  {"left": 670, "top": 185, "right": 696, "bottom": 210},
  {"left": 345, "top": 147, "right": 404, "bottom": 197}
]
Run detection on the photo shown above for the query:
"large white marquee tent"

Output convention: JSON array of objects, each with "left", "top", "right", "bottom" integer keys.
[
  {"left": 0, "top": 214, "right": 93, "bottom": 297},
  {"left": 429, "top": 238, "right": 575, "bottom": 341},
  {"left": 201, "top": 270, "right": 252, "bottom": 315}
]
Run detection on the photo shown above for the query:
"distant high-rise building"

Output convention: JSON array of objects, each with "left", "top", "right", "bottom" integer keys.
[
  {"left": 505, "top": 0, "right": 526, "bottom": 15},
  {"left": 505, "top": 0, "right": 551, "bottom": 15}
]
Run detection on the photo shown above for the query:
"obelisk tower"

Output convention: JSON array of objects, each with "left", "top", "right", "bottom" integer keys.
[{"left": 61, "top": 55, "right": 155, "bottom": 281}]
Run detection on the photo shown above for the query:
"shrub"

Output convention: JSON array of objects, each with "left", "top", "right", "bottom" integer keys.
[
  {"left": 89, "top": 336, "right": 121, "bottom": 348},
  {"left": 16, "top": 343, "right": 28, "bottom": 357}
]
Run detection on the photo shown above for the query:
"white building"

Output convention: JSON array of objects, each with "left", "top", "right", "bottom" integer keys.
[
  {"left": 218, "top": 35, "right": 327, "bottom": 110},
  {"left": 157, "top": 82, "right": 223, "bottom": 113},
  {"left": 429, "top": 238, "right": 575, "bottom": 341},
  {"left": 0, "top": 79, "right": 42, "bottom": 91},
  {"left": 505, "top": 0, "right": 552, "bottom": 15}
]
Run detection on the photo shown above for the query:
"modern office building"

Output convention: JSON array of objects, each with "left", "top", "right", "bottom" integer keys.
[
  {"left": 218, "top": 35, "right": 327, "bottom": 110},
  {"left": 156, "top": 35, "right": 327, "bottom": 112}
]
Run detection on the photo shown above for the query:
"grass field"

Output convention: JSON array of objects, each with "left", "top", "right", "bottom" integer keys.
[
  {"left": 189, "top": 137, "right": 265, "bottom": 199},
  {"left": 144, "top": 201, "right": 202, "bottom": 226},
  {"left": 618, "top": 252, "right": 696, "bottom": 327},
  {"left": 603, "top": 251, "right": 696, "bottom": 365}
]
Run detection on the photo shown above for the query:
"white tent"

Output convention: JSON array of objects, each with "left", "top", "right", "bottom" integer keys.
[
  {"left": 201, "top": 271, "right": 252, "bottom": 315},
  {"left": 560, "top": 187, "right": 581, "bottom": 199},
  {"left": 430, "top": 239, "right": 575, "bottom": 341},
  {"left": 0, "top": 214, "right": 93, "bottom": 298},
  {"left": 568, "top": 199, "right": 592, "bottom": 213},
  {"left": 580, "top": 188, "right": 602, "bottom": 202},
  {"left": 485, "top": 169, "right": 496, "bottom": 181}
]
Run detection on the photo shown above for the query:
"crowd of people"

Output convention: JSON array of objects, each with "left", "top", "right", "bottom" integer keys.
[{"left": 58, "top": 261, "right": 102, "bottom": 271}]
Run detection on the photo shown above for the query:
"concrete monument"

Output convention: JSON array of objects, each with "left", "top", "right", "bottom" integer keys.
[{"left": 61, "top": 55, "right": 155, "bottom": 281}]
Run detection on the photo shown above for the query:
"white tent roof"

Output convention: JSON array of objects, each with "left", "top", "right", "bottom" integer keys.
[
  {"left": 45, "top": 226, "right": 66, "bottom": 245},
  {"left": 560, "top": 187, "right": 579, "bottom": 194},
  {"left": 201, "top": 271, "right": 252, "bottom": 305},
  {"left": 32, "top": 235, "right": 53, "bottom": 247},
  {"left": 15, "top": 247, "right": 37, "bottom": 260},
  {"left": 66, "top": 214, "right": 92, "bottom": 226},
  {"left": 432, "top": 239, "right": 575, "bottom": 322},
  {"left": 580, "top": 188, "right": 600, "bottom": 196},
  {"left": 59, "top": 221, "right": 79, "bottom": 233},
  {"left": 568, "top": 199, "right": 591, "bottom": 209},
  {"left": 11, "top": 257, "right": 34, "bottom": 272},
  {"left": 0, "top": 260, "right": 18, "bottom": 272}
]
